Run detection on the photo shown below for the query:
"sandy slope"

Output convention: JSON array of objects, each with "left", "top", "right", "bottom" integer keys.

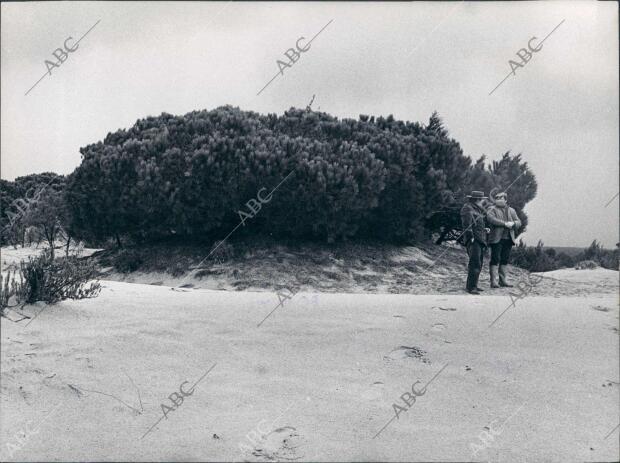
[{"left": 1, "top": 273, "right": 618, "bottom": 462}]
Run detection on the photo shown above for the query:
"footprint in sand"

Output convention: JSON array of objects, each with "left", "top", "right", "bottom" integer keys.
[
  {"left": 384, "top": 346, "right": 431, "bottom": 364},
  {"left": 591, "top": 305, "right": 611, "bottom": 312},
  {"left": 250, "top": 426, "right": 302, "bottom": 461},
  {"left": 429, "top": 322, "right": 454, "bottom": 343},
  {"left": 431, "top": 323, "right": 446, "bottom": 332},
  {"left": 432, "top": 306, "right": 457, "bottom": 311}
]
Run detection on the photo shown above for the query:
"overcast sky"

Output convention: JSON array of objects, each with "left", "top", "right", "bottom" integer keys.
[{"left": 1, "top": 1, "right": 618, "bottom": 247}]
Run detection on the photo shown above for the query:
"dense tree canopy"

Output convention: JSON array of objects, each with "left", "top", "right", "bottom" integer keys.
[
  {"left": 3, "top": 106, "right": 538, "bottom": 245},
  {"left": 1, "top": 173, "right": 65, "bottom": 246}
]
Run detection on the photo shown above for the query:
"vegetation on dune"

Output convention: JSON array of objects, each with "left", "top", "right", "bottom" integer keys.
[
  {"left": 0, "top": 106, "right": 616, "bottom": 321},
  {"left": 510, "top": 239, "right": 619, "bottom": 272},
  {"left": 0, "top": 249, "right": 101, "bottom": 317},
  {"left": 18, "top": 250, "right": 101, "bottom": 304},
  {"left": 58, "top": 106, "right": 536, "bottom": 244},
  {"left": 2, "top": 106, "right": 617, "bottom": 279},
  {"left": 2, "top": 108, "right": 536, "bottom": 247},
  {"left": 0, "top": 172, "right": 66, "bottom": 249}
]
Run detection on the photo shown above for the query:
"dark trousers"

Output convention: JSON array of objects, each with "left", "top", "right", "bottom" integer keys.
[
  {"left": 490, "top": 239, "right": 513, "bottom": 265},
  {"left": 466, "top": 240, "right": 485, "bottom": 290}
]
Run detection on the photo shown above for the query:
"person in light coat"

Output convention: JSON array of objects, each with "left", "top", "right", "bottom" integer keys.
[{"left": 486, "top": 189, "right": 521, "bottom": 287}]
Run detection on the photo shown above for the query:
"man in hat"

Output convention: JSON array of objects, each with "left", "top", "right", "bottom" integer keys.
[
  {"left": 460, "top": 191, "right": 490, "bottom": 294},
  {"left": 486, "top": 189, "right": 521, "bottom": 287}
]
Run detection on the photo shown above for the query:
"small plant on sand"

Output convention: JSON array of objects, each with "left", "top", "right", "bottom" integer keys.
[
  {"left": 0, "top": 271, "right": 26, "bottom": 316},
  {"left": 574, "top": 260, "right": 598, "bottom": 270},
  {"left": 0, "top": 272, "right": 11, "bottom": 314},
  {"left": 1, "top": 250, "right": 100, "bottom": 318},
  {"left": 18, "top": 249, "right": 101, "bottom": 305}
]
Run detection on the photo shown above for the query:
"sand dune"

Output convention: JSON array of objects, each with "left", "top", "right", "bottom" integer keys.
[{"left": 1, "top": 267, "right": 618, "bottom": 461}]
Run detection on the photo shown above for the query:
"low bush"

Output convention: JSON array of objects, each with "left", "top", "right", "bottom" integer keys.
[
  {"left": 599, "top": 252, "right": 619, "bottom": 271},
  {"left": 510, "top": 240, "right": 558, "bottom": 272},
  {"left": 0, "top": 270, "right": 26, "bottom": 316},
  {"left": 0, "top": 273, "right": 9, "bottom": 313},
  {"left": 208, "top": 240, "right": 235, "bottom": 264},
  {"left": 574, "top": 260, "right": 598, "bottom": 270},
  {"left": 19, "top": 250, "right": 101, "bottom": 304},
  {"left": 580, "top": 240, "right": 619, "bottom": 271},
  {"left": 1, "top": 250, "right": 101, "bottom": 318},
  {"left": 510, "top": 239, "right": 619, "bottom": 272},
  {"left": 113, "top": 249, "right": 143, "bottom": 273},
  {"left": 169, "top": 261, "right": 186, "bottom": 277}
]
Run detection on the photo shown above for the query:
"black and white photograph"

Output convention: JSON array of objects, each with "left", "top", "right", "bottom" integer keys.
[{"left": 1, "top": 1, "right": 618, "bottom": 461}]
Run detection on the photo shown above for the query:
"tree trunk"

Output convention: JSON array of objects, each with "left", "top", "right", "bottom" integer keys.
[
  {"left": 115, "top": 233, "right": 122, "bottom": 248},
  {"left": 44, "top": 225, "right": 55, "bottom": 260},
  {"left": 49, "top": 233, "right": 55, "bottom": 260},
  {"left": 65, "top": 235, "right": 72, "bottom": 257}
]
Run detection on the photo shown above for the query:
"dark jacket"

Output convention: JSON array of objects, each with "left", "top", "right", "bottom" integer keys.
[
  {"left": 486, "top": 205, "right": 521, "bottom": 244},
  {"left": 460, "top": 201, "right": 487, "bottom": 246}
]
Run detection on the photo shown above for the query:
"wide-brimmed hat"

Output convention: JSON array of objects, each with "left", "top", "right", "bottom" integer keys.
[{"left": 466, "top": 190, "right": 487, "bottom": 199}]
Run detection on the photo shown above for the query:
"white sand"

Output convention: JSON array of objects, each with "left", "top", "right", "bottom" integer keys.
[{"left": 1, "top": 270, "right": 618, "bottom": 461}]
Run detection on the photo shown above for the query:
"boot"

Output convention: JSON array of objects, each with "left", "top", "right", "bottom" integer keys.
[
  {"left": 498, "top": 265, "right": 513, "bottom": 287},
  {"left": 490, "top": 265, "right": 500, "bottom": 288}
]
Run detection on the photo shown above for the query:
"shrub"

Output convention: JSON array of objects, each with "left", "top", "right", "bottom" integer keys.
[
  {"left": 599, "top": 251, "right": 619, "bottom": 271},
  {"left": 208, "top": 240, "right": 235, "bottom": 264},
  {"left": 0, "top": 273, "right": 9, "bottom": 313},
  {"left": 170, "top": 262, "right": 186, "bottom": 277},
  {"left": 510, "top": 240, "right": 565, "bottom": 272},
  {"left": 576, "top": 240, "right": 619, "bottom": 271},
  {"left": 113, "top": 249, "right": 143, "bottom": 273},
  {"left": 574, "top": 260, "right": 598, "bottom": 270},
  {"left": 0, "top": 271, "right": 26, "bottom": 316},
  {"left": 510, "top": 240, "right": 556, "bottom": 272},
  {"left": 512, "top": 240, "right": 619, "bottom": 272},
  {"left": 0, "top": 272, "right": 11, "bottom": 314},
  {"left": 556, "top": 252, "right": 575, "bottom": 268},
  {"left": 65, "top": 106, "right": 537, "bottom": 244},
  {"left": 19, "top": 250, "right": 101, "bottom": 304}
]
